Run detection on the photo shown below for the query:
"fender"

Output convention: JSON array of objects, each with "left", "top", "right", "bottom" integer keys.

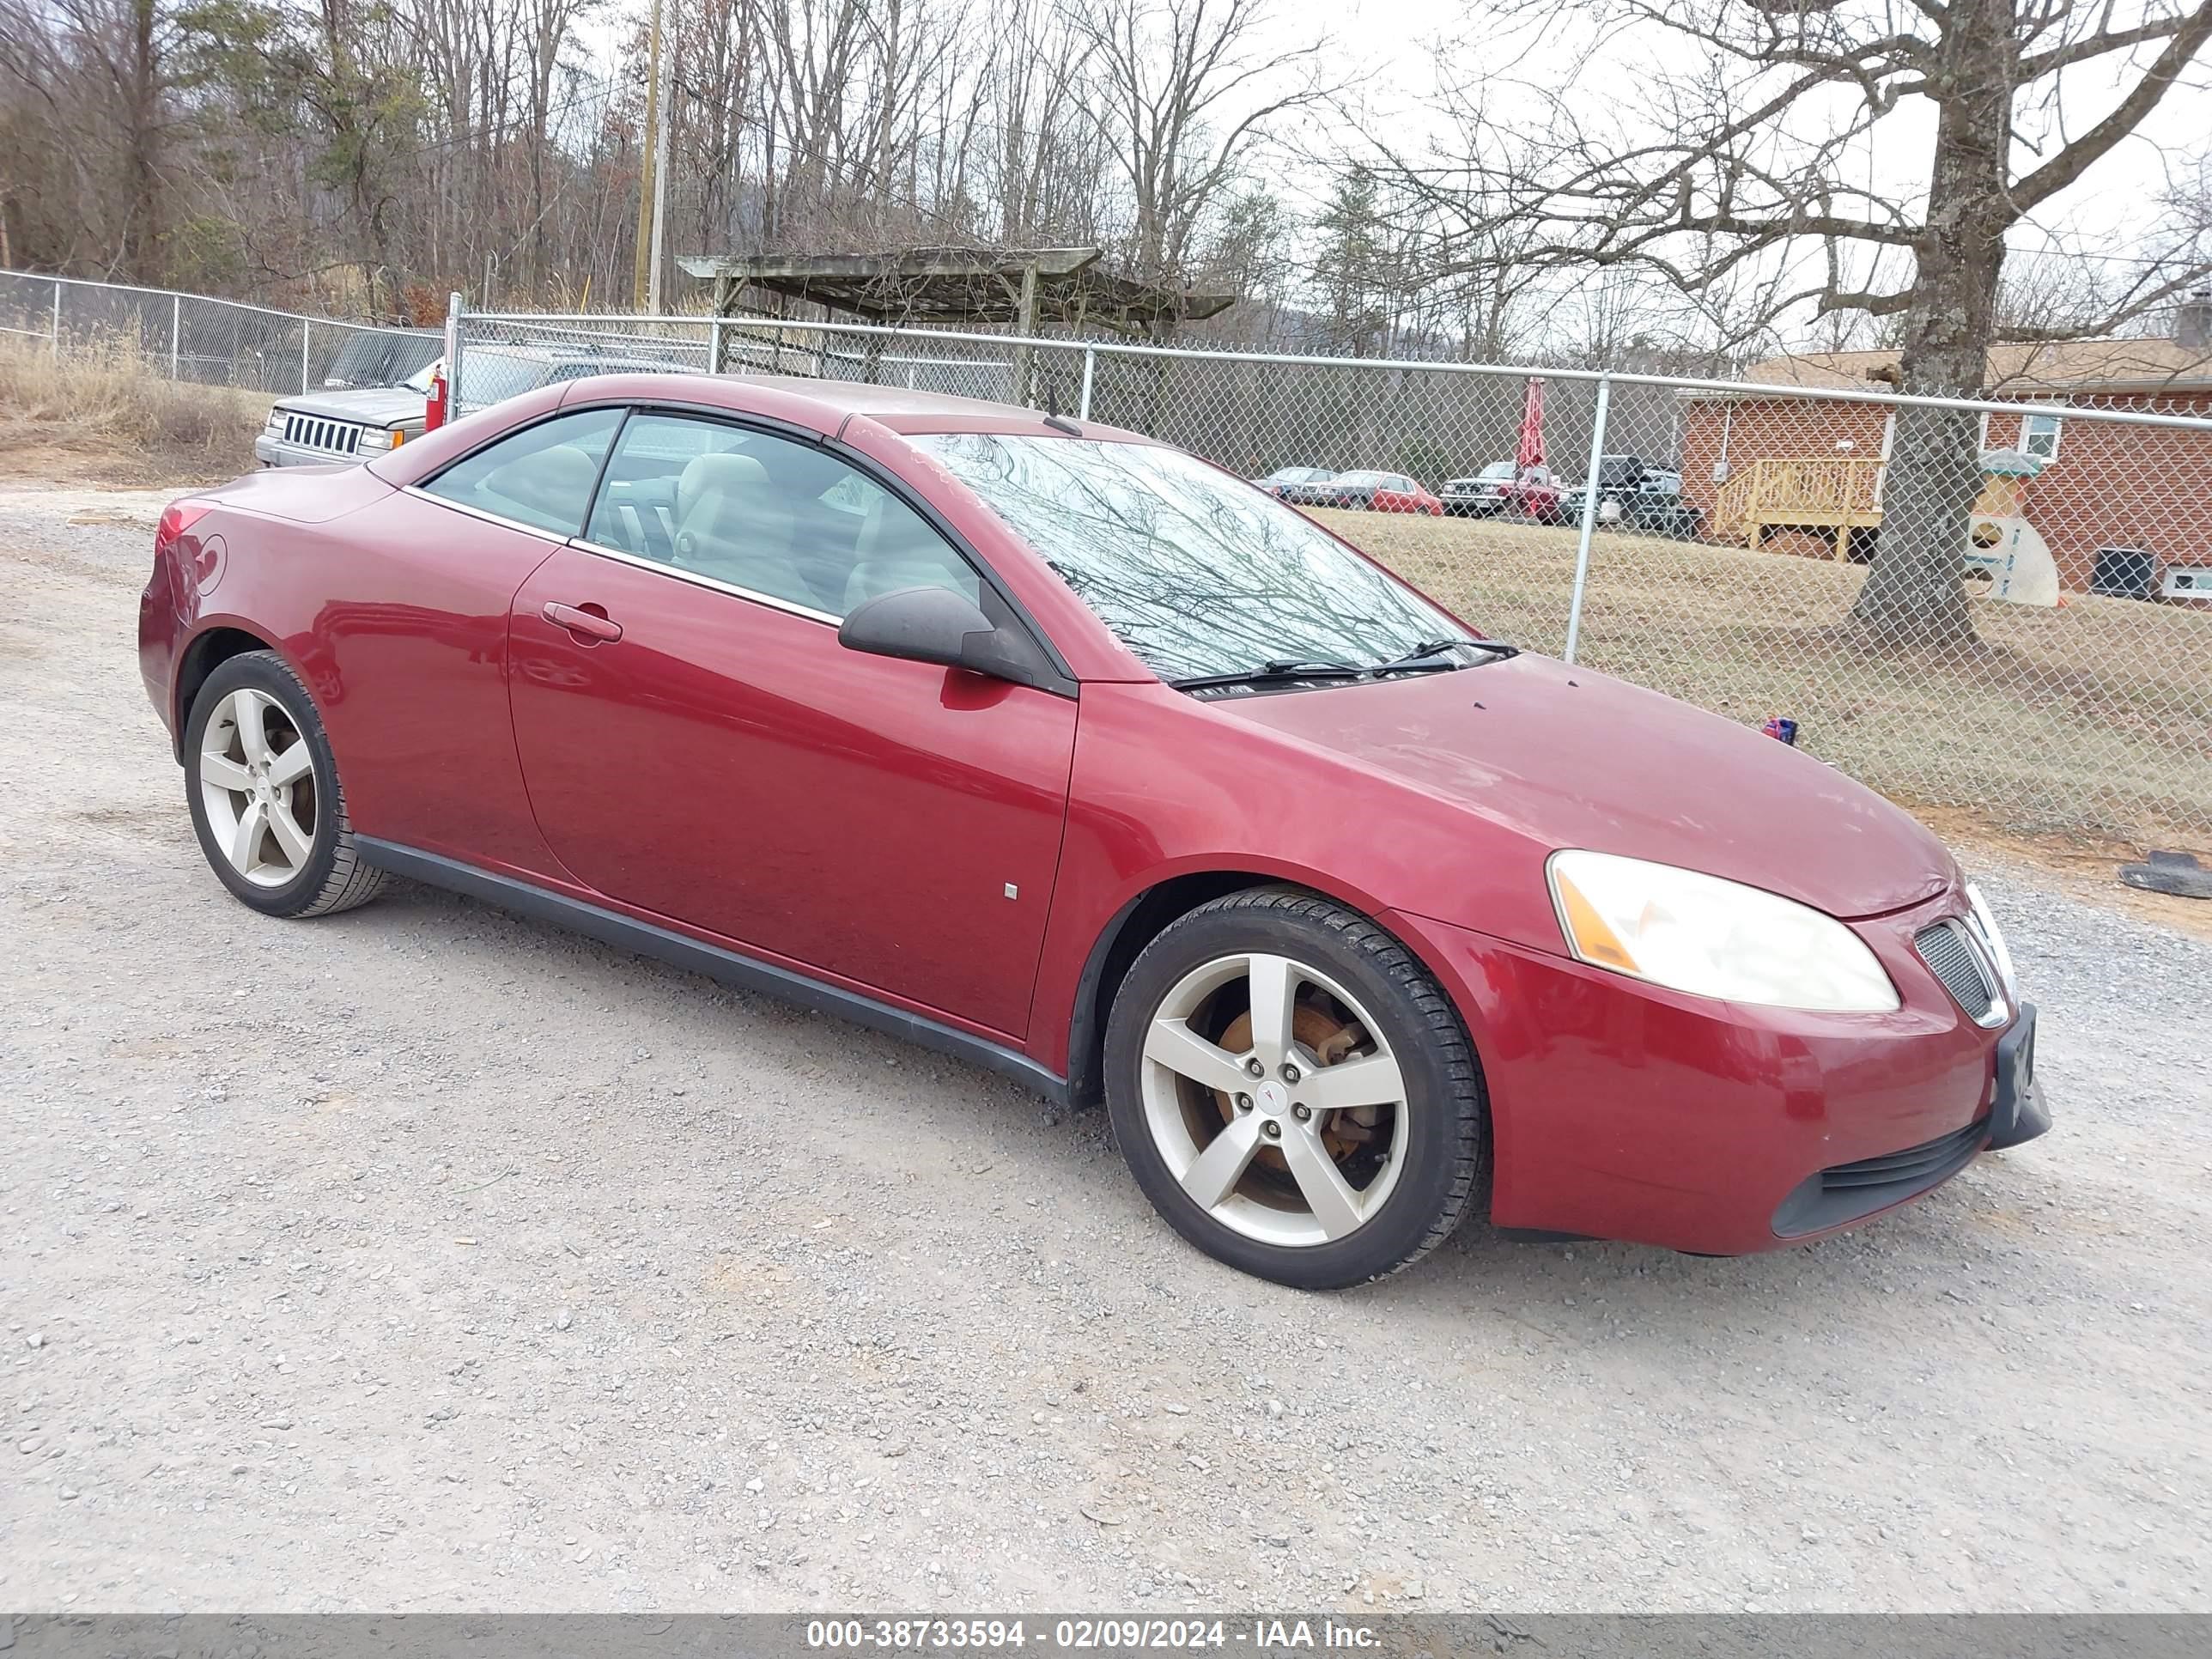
[{"left": 1045, "top": 854, "right": 1466, "bottom": 1110}]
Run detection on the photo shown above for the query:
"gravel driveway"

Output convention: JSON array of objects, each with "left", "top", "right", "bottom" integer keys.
[{"left": 3, "top": 481, "right": 2209, "bottom": 1615}]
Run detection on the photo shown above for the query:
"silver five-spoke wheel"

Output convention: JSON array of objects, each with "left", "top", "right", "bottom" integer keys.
[
  {"left": 198, "top": 686, "right": 319, "bottom": 887},
  {"left": 1139, "top": 951, "right": 1410, "bottom": 1249},
  {"left": 1106, "top": 886, "right": 1486, "bottom": 1288}
]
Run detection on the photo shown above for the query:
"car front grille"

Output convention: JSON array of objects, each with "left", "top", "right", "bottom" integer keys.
[
  {"left": 1916, "top": 917, "right": 2003, "bottom": 1025},
  {"left": 280, "top": 412, "right": 365, "bottom": 456},
  {"left": 1772, "top": 1116, "right": 1990, "bottom": 1237}
]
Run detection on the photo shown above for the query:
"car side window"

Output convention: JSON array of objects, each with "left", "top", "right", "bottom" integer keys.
[
  {"left": 582, "top": 411, "right": 981, "bottom": 619},
  {"left": 421, "top": 406, "right": 623, "bottom": 536}
]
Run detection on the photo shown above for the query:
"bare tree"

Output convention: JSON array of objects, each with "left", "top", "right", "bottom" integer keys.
[
  {"left": 0, "top": 0, "right": 1329, "bottom": 355},
  {"left": 0, "top": 0, "right": 197, "bottom": 282},
  {"left": 1060, "top": 0, "right": 1333, "bottom": 307},
  {"left": 1364, "top": 0, "right": 2212, "bottom": 647}
]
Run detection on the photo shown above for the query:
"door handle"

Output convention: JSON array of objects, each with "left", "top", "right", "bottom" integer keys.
[{"left": 543, "top": 600, "right": 623, "bottom": 643}]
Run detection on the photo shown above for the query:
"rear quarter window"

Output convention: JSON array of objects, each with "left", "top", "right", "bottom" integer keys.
[{"left": 420, "top": 406, "right": 623, "bottom": 536}]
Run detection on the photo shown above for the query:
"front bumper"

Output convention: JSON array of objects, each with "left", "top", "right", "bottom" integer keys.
[
  {"left": 1770, "top": 1001, "right": 2045, "bottom": 1237},
  {"left": 255, "top": 434, "right": 380, "bottom": 469},
  {"left": 1382, "top": 895, "right": 2049, "bottom": 1255}
]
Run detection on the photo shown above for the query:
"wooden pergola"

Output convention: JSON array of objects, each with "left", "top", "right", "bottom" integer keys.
[{"left": 674, "top": 246, "right": 1235, "bottom": 401}]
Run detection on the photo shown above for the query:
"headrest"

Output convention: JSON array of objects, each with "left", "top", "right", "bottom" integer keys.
[
  {"left": 486, "top": 443, "right": 598, "bottom": 519},
  {"left": 677, "top": 451, "right": 771, "bottom": 521}
]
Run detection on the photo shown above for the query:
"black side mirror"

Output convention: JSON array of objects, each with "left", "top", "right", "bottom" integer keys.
[{"left": 837, "top": 586, "right": 1054, "bottom": 689}]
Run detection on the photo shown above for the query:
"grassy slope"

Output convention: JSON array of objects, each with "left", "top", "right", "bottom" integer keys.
[
  {"left": 1327, "top": 508, "right": 2212, "bottom": 854},
  {"left": 0, "top": 339, "right": 270, "bottom": 485}
]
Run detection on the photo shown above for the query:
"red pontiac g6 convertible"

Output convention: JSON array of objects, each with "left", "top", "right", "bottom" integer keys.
[{"left": 138, "top": 373, "right": 2048, "bottom": 1289}]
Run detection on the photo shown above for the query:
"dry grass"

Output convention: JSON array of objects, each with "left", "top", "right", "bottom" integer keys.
[
  {"left": 0, "top": 337, "right": 270, "bottom": 485},
  {"left": 1322, "top": 507, "right": 2212, "bottom": 855}
]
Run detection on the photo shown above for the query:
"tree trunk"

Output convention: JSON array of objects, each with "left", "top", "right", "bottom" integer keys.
[
  {"left": 1848, "top": 0, "right": 2015, "bottom": 648},
  {"left": 120, "top": 0, "right": 160, "bottom": 282}
]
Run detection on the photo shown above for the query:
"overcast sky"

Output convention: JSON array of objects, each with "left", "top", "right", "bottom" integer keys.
[{"left": 586, "top": 0, "right": 2210, "bottom": 343}]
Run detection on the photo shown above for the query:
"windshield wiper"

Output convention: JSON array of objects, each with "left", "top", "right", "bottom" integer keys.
[
  {"left": 1169, "top": 659, "right": 1367, "bottom": 691},
  {"left": 1370, "top": 636, "right": 1520, "bottom": 673}
]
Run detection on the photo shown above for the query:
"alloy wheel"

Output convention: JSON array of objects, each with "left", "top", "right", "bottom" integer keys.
[
  {"left": 1139, "top": 951, "right": 1409, "bottom": 1248},
  {"left": 198, "top": 687, "right": 318, "bottom": 888}
]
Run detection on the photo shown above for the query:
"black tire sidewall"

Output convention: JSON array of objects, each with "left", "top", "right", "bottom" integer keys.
[
  {"left": 1104, "top": 902, "right": 1473, "bottom": 1290},
  {"left": 183, "top": 653, "right": 343, "bottom": 916}
]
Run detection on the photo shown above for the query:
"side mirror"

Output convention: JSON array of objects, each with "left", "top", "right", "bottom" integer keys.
[{"left": 837, "top": 585, "right": 1051, "bottom": 688}]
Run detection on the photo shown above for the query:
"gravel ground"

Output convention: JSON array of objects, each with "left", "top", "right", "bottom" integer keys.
[{"left": 2, "top": 481, "right": 2209, "bottom": 1615}]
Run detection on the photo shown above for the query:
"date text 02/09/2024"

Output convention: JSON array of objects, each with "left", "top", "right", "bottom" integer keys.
[{"left": 802, "top": 1617, "right": 1387, "bottom": 1652}]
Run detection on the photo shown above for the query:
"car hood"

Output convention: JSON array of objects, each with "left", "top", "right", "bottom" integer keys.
[
  {"left": 271, "top": 386, "right": 424, "bottom": 427},
  {"left": 1217, "top": 653, "right": 1954, "bottom": 920}
]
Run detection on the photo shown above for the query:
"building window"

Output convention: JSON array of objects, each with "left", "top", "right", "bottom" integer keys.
[{"left": 2021, "top": 411, "right": 2063, "bottom": 462}]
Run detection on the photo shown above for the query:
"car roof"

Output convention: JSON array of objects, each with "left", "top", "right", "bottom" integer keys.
[{"left": 551, "top": 370, "right": 1154, "bottom": 443}]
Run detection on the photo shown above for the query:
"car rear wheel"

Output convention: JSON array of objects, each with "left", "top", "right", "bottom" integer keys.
[
  {"left": 183, "top": 651, "right": 386, "bottom": 919},
  {"left": 1104, "top": 887, "right": 1486, "bottom": 1289}
]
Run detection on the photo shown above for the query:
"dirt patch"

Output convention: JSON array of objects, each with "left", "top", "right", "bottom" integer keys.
[{"left": 1905, "top": 803, "right": 2212, "bottom": 943}]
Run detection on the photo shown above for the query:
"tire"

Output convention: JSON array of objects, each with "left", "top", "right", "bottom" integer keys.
[
  {"left": 182, "top": 649, "right": 387, "bottom": 919},
  {"left": 1103, "top": 885, "right": 1486, "bottom": 1289}
]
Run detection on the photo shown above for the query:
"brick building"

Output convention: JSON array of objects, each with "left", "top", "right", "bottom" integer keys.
[{"left": 1679, "top": 301, "right": 2212, "bottom": 596}]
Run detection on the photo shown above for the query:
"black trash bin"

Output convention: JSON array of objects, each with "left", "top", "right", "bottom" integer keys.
[{"left": 2088, "top": 546, "right": 2156, "bottom": 600}]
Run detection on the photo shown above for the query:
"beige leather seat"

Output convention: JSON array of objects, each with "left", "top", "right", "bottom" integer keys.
[
  {"left": 840, "top": 493, "right": 980, "bottom": 614},
  {"left": 480, "top": 443, "right": 600, "bottom": 529},
  {"left": 672, "top": 453, "right": 810, "bottom": 605}
]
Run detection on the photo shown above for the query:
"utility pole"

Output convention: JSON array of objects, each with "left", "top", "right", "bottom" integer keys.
[
  {"left": 648, "top": 23, "right": 672, "bottom": 314},
  {"left": 631, "top": 0, "right": 665, "bottom": 311}
]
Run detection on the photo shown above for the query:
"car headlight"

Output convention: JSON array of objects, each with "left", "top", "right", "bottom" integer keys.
[
  {"left": 1964, "top": 881, "right": 2017, "bottom": 1002},
  {"left": 264, "top": 409, "right": 286, "bottom": 433},
  {"left": 1547, "top": 849, "right": 1899, "bottom": 1012},
  {"left": 357, "top": 428, "right": 398, "bottom": 453}
]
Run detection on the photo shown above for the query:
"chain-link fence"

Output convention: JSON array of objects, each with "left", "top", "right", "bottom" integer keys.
[
  {"left": 0, "top": 269, "right": 431, "bottom": 393},
  {"left": 401, "top": 303, "right": 2212, "bottom": 851}
]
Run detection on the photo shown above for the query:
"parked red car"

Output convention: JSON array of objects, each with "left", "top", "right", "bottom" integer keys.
[
  {"left": 1323, "top": 470, "right": 1444, "bottom": 515},
  {"left": 1503, "top": 476, "right": 1567, "bottom": 525},
  {"left": 138, "top": 374, "right": 2046, "bottom": 1289}
]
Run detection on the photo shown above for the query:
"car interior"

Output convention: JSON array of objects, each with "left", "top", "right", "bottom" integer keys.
[
  {"left": 585, "top": 415, "right": 981, "bottom": 617},
  {"left": 431, "top": 408, "right": 981, "bottom": 620}
]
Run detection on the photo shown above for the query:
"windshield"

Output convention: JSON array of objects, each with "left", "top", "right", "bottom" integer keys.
[
  {"left": 452, "top": 351, "right": 555, "bottom": 406},
  {"left": 915, "top": 434, "right": 1466, "bottom": 684},
  {"left": 401, "top": 352, "right": 554, "bottom": 403}
]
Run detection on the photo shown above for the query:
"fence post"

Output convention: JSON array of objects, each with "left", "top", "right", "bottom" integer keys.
[
  {"left": 301, "top": 318, "right": 312, "bottom": 393},
  {"left": 1079, "top": 347, "right": 1097, "bottom": 421},
  {"left": 170, "top": 294, "right": 181, "bottom": 378},
  {"left": 444, "top": 290, "right": 465, "bottom": 414},
  {"left": 708, "top": 315, "right": 725, "bottom": 376},
  {"left": 1563, "top": 375, "right": 1613, "bottom": 665},
  {"left": 51, "top": 278, "right": 61, "bottom": 356}
]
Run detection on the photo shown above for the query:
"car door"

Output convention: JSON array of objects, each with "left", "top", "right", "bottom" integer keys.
[
  {"left": 506, "top": 408, "right": 1079, "bottom": 1040},
  {"left": 320, "top": 402, "right": 623, "bottom": 870}
]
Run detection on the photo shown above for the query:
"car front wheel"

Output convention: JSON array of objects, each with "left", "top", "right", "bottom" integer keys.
[
  {"left": 183, "top": 650, "right": 386, "bottom": 919},
  {"left": 1104, "top": 887, "right": 1487, "bottom": 1288}
]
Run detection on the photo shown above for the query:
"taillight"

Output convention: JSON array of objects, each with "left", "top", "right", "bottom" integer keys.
[{"left": 155, "top": 501, "right": 212, "bottom": 551}]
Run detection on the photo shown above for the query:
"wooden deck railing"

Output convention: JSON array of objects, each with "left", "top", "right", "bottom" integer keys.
[{"left": 1713, "top": 457, "right": 1885, "bottom": 546}]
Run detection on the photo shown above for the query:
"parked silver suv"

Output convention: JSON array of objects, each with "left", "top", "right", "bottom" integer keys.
[{"left": 254, "top": 347, "right": 685, "bottom": 468}]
